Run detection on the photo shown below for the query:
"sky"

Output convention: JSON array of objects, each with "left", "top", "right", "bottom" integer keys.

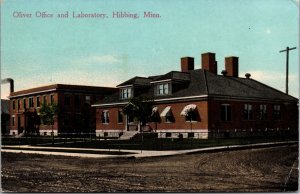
[{"left": 1, "top": 0, "right": 299, "bottom": 99}]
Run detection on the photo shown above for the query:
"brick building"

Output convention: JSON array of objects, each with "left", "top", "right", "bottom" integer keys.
[
  {"left": 92, "top": 52, "right": 298, "bottom": 139},
  {"left": 1, "top": 99, "right": 10, "bottom": 135},
  {"left": 9, "top": 84, "right": 117, "bottom": 136}
]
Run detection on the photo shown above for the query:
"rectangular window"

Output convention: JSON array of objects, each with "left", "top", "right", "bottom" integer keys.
[
  {"left": 273, "top": 105, "right": 281, "bottom": 120},
  {"left": 101, "top": 111, "right": 109, "bottom": 124},
  {"left": 12, "top": 100, "right": 15, "bottom": 110},
  {"left": 166, "top": 115, "right": 174, "bottom": 123},
  {"left": 156, "top": 83, "right": 171, "bottom": 96},
  {"left": 85, "top": 96, "right": 91, "bottom": 105},
  {"left": 23, "top": 98, "right": 27, "bottom": 109},
  {"left": 163, "top": 83, "right": 169, "bottom": 94},
  {"left": 75, "top": 95, "right": 81, "bottom": 107},
  {"left": 29, "top": 97, "right": 34, "bottom": 108},
  {"left": 12, "top": 116, "right": 15, "bottom": 126},
  {"left": 221, "top": 104, "right": 231, "bottom": 122},
  {"left": 43, "top": 96, "right": 47, "bottom": 105},
  {"left": 118, "top": 110, "right": 123, "bottom": 123},
  {"left": 18, "top": 100, "right": 20, "bottom": 110},
  {"left": 243, "top": 104, "right": 253, "bottom": 120},
  {"left": 121, "top": 88, "right": 133, "bottom": 99},
  {"left": 259, "top": 104, "right": 267, "bottom": 120},
  {"left": 50, "top": 95, "right": 55, "bottom": 104},
  {"left": 36, "top": 96, "right": 40, "bottom": 107},
  {"left": 166, "top": 132, "right": 172, "bottom": 138},
  {"left": 158, "top": 84, "right": 164, "bottom": 95},
  {"left": 64, "top": 96, "right": 71, "bottom": 106},
  {"left": 63, "top": 114, "right": 71, "bottom": 126}
]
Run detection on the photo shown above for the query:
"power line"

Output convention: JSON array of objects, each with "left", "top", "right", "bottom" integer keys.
[{"left": 279, "top": 46, "right": 297, "bottom": 94}]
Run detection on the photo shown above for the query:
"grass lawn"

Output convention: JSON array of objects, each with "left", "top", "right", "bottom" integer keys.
[
  {"left": 2, "top": 135, "right": 298, "bottom": 151},
  {"left": 37, "top": 136, "right": 298, "bottom": 150}
]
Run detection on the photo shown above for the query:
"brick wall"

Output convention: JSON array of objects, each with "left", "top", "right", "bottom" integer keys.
[{"left": 208, "top": 99, "right": 298, "bottom": 132}]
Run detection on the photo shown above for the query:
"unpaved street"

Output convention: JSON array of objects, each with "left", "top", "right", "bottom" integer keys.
[{"left": 1, "top": 145, "right": 298, "bottom": 192}]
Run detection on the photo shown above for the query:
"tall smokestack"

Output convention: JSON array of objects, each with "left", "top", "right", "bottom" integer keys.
[{"left": 1, "top": 78, "right": 14, "bottom": 93}]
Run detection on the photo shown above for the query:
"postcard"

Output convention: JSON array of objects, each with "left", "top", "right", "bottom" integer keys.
[{"left": 1, "top": 0, "right": 299, "bottom": 192}]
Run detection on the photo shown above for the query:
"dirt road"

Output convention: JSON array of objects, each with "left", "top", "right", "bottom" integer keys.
[{"left": 1, "top": 145, "right": 298, "bottom": 192}]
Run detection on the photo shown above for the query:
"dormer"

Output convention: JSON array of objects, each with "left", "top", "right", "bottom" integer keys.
[
  {"left": 150, "top": 71, "right": 190, "bottom": 97},
  {"left": 117, "top": 76, "right": 152, "bottom": 100},
  {"left": 151, "top": 80, "right": 172, "bottom": 96},
  {"left": 119, "top": 86, "right": 133, "bottom": 100}
]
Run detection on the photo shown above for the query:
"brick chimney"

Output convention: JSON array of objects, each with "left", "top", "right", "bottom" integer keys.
[
  {"left": 181, "top": 57, "right": 194, "bottom": 72},
  {"left": 201, "top": 52, "right": 217, "bottom": 74},
  {"left": 225, "top": 56, "right": 239, "bottom": 77}
]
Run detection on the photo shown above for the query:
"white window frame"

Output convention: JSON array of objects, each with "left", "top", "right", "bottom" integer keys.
[
  {"left": 29, "top": 97, "right": 34, "bottom": 108},
  {"left": 273, "top": 105, "right": 281, "bottom": 120},
  {"left": 259, "top": 104, "right": 267, "bottom": 120},
  {"left": 156, "top": 83, "right": 171, "bottom": 96},
  {"left": 221, "top": 104, "right": 231, "bottom": 122},
  {"left": 244, "top": 104, "right": 253, "bottom": 120},
  {"left": 121, "top": 88, "right": 133, "bottom": 99},
  {"left": 85, "top": 96, "right": 91, "bottom": 104},
  {"left": 102, "top": 110, "right": 110, "bottom": 124}
]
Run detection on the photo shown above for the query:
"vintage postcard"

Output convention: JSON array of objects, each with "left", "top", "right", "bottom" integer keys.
[{"left": 1, "top": 0, "right": 299, "bottom": 192}]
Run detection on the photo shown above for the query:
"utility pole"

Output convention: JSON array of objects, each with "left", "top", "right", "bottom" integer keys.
[{"left": 279, "top": 46, "right": 297, "bottom": 94}]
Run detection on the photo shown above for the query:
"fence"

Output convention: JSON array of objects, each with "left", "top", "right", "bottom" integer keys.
[{"left": 2, "top": 128, "right": 298, "bottom": 147}]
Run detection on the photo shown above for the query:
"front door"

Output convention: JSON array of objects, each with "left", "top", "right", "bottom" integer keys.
[{"left": 126, "top": 115, "right": 138, "bottom": 131}]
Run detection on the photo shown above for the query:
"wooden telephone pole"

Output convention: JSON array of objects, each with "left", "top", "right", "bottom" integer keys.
[{"left": 279, "top": 46, "right": 297, "bottom": 94}]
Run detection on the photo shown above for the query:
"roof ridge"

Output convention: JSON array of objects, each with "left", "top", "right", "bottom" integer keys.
[
  {"left": 247, "top": 78, "right": 298, "bottom": 100},
  {"left": 227, "top": 77, "right": 258, "bottom": 90},
  {"left": 203, "top": 70, "right": 209, "bottom": 94}
]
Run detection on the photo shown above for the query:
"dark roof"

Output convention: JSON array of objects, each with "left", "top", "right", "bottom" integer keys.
[
  {"left": 10, "top": 84, "right": 118, "bottom": 98},
  {"left": 152, "top": 71, "right": 190, "bottom": 82},
  {"left": 1, "top": 99, "right": 10, "bottom": 114},
  {"left": 117, "top": 76, "right": 152, "bottom": 87},
  {"left": 93, "top": 69, "right": 298, "bottom": 106},
  {"left": 204, "top": 71, "right": 297, "bottom": 101}
]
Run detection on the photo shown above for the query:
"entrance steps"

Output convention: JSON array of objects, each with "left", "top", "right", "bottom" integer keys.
[{"left": 119, "top": 131, "right": 139, "bottom": 140}]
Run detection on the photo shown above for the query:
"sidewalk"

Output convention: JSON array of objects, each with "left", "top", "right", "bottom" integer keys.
[{"left": 1, "top": 141, "right": 297, "bottom": 159}]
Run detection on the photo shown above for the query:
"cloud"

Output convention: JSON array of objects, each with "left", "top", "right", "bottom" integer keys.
[{"left": 72, "top": 54, "right": 122, "bottom": 66}]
